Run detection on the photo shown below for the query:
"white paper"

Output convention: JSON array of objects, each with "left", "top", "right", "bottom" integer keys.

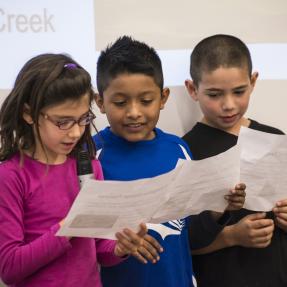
[
  {"left": 238, "top": 126, "right": 287, "bottom": 211},
  {"left": 57, "top": 146, "right": 240, "bottom": 239}
]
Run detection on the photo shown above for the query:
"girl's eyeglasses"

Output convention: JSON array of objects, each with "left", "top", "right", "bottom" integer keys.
[{"left": 40, "top": 112, "right": 96, "bottom": 130}]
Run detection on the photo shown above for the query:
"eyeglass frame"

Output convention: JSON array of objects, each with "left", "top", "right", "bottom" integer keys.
[{"left": 40, "top": 111, "right": 96, "bottom": 130}]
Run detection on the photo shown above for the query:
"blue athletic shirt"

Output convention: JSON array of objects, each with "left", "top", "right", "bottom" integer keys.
[{"left": 93, "top": 127, "right": 196, "bottom": 287}]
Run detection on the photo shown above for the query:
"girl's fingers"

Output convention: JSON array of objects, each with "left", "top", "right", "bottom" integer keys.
[
  {"left": 137, "top": 223, "right": 148, "bottom": 237},
  {"left": 115, "top": 227, "right": 162, "bottom": 263},
  {"left": 137, "top": 245, "right": 159, "bottom": 263},
  {"left": 123, "top": 228, "right": 143, "bottom": 245},
  {"left": 141, "top": 238, "right": 160, "bottom": 259},
  {"left": 115, "top": 232, "right": 138, "bottom": 253},
  {"left": 115, "top": 224, "right": 163, "bottom": 263},
  {"left": 144, "top": 234, "right": 163, "bottom": 252},
  {"left": 132, "top": 250, "right": 148, "bottom": 264}
]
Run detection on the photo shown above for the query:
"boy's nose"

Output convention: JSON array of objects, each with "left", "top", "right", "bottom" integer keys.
[
  {"left": 222, "top": 95, "right": 235, "bottom": 111},
  {"left": 126, "top": 103, "right": 142, "bottom": 119}
]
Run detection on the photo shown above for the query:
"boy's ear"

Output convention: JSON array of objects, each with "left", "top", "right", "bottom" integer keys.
[
  {"left": 160, "top": 88, "right": 170, "bottom": 110},
  {"left": 250, "top": 71, "right": 259, "bottom": 89},
  {"left": 185, "top": 80, "right": 198, "bottom": 101},
  {"left": 22, "top": 104, "right": 34, "bottom": 124},
  {"left": 95, "top": 93, "right": 106, "bottom": 114}
]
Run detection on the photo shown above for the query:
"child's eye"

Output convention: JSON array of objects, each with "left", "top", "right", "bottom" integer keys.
[
  {"left": 113, "top": 101, "right": 126, "bottom": 106},
  {"left": 56, "top": 119, "right": 74, "bottom": 129},
  {"left": 141, "top": 99, "right": 153, "bottom": 105},
  {"left": 234, "top": 90, "right": 245, "bottom": 96},
  {"left": 207, "top": 93, "right": 221, "bottom": 98}
]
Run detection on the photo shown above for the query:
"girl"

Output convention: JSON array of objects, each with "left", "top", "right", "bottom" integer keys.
[{"left": 0, "top": 54, "right": 160, "bottom": 287}]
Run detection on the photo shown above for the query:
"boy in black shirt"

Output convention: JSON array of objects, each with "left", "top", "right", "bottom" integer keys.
[{"left": 183, "top": 34, "right": 287, "bottom": 287}]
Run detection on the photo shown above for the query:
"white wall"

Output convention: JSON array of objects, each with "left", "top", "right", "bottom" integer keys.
[{"left": 0, "top": 0, "right": 286, "bottom": 134}]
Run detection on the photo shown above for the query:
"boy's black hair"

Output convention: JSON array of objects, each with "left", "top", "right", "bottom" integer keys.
[
  {"left": 0, "top": 53, "right": 96, "bottom": 161},
  {"left": 96, "top": 36, "right": 163, "bottom": 96},
  {"left": 190, "top": 34, "right": 253, "bottom": 87}
]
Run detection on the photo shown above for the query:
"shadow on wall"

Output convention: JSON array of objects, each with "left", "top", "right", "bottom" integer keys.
[{"left": 158, "top": 86, "right": 202, "bottom": 137}]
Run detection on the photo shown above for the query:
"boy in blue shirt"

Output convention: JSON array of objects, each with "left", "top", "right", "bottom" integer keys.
[
  {"left": 183, "top": 34, "right": 287, "bottom": 286},
  {"left": 93, "top": 36, "right": 245, "bottom": 287}
]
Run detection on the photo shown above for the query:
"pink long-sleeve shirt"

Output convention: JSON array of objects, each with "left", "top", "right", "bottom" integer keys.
[{"left": 0, "top": 153, "right": 123, "bottom": 287}]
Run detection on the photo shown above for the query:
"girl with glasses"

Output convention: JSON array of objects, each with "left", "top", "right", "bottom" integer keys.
[{"left": 0, "top": 53, "right": 161, "bottom": 287}]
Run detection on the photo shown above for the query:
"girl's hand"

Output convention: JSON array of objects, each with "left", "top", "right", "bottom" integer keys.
[
  {"left": 225, "top": 183, "right": 246, "bottom": 211},
  {"left": 59, "top": 218, "right": 72, "bottom": 240},
  {"left": 273, "top": 199, "right": 287, "bottom": 233},
  {"left": 114, "top": 223, "right": 163, "bottom": 264}
]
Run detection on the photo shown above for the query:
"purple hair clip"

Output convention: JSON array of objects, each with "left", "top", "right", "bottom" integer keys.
[{"left": 64, "top": 63, "right": 77, "bottom": 69}]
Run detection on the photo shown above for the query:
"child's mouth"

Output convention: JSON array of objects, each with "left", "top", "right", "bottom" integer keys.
[
  {"left": 62, "top": 142, "right": 76, "bottom": 149},
  {"left": 220, "top": 114, "right": 238, "bottom": 123},
  {"left": 125, "top": 123, "right": 144, "bottom": 131},
  {"left": 126, "top": 123, "right": 142, "bottom": 127}
]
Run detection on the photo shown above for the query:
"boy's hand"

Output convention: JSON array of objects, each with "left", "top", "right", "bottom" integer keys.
[
  {"left": 273, "top": 199, "right": 287, "bottom": 233},
  {"left": 231, "top": 213, "right": 274, "bottom": 248},
  {"left": 225, "top": 183, "right": 246, "bottom": 211},
  {"left": 114, "top": 223, "right": 163, "bottom": 264}
]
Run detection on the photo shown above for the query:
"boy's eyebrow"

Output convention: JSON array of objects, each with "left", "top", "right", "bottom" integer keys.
[
  {"left": 232, "top": 85, "right": 248, "bottom": 90},
  {"left": 110, "top": 90, "right": 156, "bottom": 97},
  {"left": 204, "top": 88, "right": 223, "bottom": 92},
  {"left": 205, "top": 85, "right": 249, "bottom": 92},
  {"left": 110, "top": 92, "right": 126, "bottom": 97},
  {"left": 138, "top": 90, "right": 157, "bottom": 96}
]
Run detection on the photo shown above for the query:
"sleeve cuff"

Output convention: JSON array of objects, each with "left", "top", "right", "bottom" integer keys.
[
  {"left": 50, "top": 223, "right": 72, "bottom": 249},
  {"left": 188, "top": 211, "right": 232, "bottom": 250}
]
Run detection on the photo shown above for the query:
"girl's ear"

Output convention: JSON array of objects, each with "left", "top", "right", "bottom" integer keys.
[
  {"left": 185, "top": 80, "right": 198, "bottom": 101},
  {"left": 95, "top": 93, "right": 106, "bottom": 114},
  {"left": 160, "top": 88, "right": 170, "bottom": 110},
  {"left": 22, "top": 104, "right": 34, "bottom": 124}
]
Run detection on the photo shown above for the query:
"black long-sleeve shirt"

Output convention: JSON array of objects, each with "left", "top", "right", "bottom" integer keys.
[{"left": 183, "top": 120, "right": 286, "bottom": 287}]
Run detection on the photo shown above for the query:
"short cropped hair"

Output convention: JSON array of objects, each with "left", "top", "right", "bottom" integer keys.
[
  {"left": 97, "top": 36, "right": 164, "bottom": 96},
  {"left": 190, "top": 34, "right": 252, "bottom": 87}
]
